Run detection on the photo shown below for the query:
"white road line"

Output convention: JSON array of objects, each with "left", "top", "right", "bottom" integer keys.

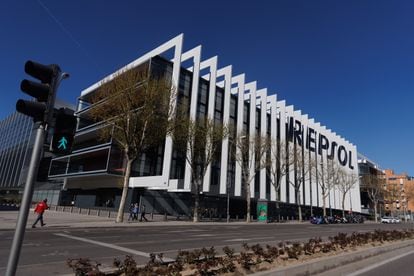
[
  {"left": 347, "top": 249, "right": 414, "bottom": 276},
  {"left": 54, "top": 233, "right": 174, "bottom": 262},
  {"left": 225, "top": 238, "right": 251, "bottom": 242},
  {"left": 167, "top": 229, "right": 205, "bottom": 233}
]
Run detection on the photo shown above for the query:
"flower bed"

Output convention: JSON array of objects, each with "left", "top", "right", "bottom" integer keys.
[{"left": 67, "top": 229, "right": 414, "bottom": 275}]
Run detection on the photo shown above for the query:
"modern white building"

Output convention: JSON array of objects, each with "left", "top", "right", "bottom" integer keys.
[{"left": 49, "top": 34, "right": 361, "bottom": 217}]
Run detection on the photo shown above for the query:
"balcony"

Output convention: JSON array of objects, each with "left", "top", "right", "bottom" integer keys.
[{"left": 49, "top": 145, "right": 125, "bottom": 178}]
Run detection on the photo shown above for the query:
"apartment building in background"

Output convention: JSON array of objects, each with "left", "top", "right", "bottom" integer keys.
[{"left": 383, "top": 169, "right": 414, "bottom": 218}]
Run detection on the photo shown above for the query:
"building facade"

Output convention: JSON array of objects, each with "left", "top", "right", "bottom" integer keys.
[
  {"left": 0, "top": 112, "right": 33, "bottom": 193},
  {"left": 383, "top": 169, "right": 414, "bottom": 219},
  {"left": 49, "top": 34, "right": 361, "bottom": 217},
  {"left": 358, "top": 153, "right": 385, "bottom": 217},
  {"left": 0, "top": 100, "right": 74, "bottom": 205}
]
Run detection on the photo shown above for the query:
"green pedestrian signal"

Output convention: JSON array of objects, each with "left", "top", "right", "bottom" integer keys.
[
  {"left": 51, "top": 108, "right": 77, "bottom": 155},
  {"left": 58, "top": 136, "right": 68, "bottom": 150}
]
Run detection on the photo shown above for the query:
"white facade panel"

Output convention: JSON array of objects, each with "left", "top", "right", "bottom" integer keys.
[
  {"left": 286, "top": 105, "right": 295, "bottom": 204},
  {"left": 277, "top": 100, "right": 287, "bottom": 203},
  {"left": 257, "top": 89, "right": 268, "bottom": 199},
  {"left": 302, "top": 114, "right": 311, "bottom": 206},
  {"left": 268, "top": 95, "right": 278, "bottom": 201},
  {"left": 233, "top": 74, "right": 245, "bottom": 196},
  {"left": 200, "top": 56, "right": 218, "bottom": 193}
]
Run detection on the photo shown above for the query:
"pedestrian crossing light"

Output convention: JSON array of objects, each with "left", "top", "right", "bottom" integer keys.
[
  {"left": 51, "top": 108, "right": 77, "bottom": 154},
  {"left": 16, "top": 60, "right": 62, "bottom": 123}
]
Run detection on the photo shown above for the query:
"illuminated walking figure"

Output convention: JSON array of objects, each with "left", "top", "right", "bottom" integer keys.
[{"left": 58, "top": 136, "right": 68, "bottom": 150}]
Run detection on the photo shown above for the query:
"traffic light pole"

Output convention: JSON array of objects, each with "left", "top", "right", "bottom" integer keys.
[{"left": 5, "top": 124, "right": 45, "bottom": 276}]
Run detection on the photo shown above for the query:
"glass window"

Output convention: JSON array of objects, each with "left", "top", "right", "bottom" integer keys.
[
  {"left": 67, "top": 148, "right": 110, "bottom": 174},
  {"left": 230, "top": 96, "right": 237, "bottom": 118},
  {"left": 215, "top": 90, "right": 223, "bottom": 111},
  {"left": 49, "top": 157, "right": 70, "bottom": 176}
]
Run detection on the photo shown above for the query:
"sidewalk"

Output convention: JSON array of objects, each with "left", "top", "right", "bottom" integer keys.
[{"left": 1, "top": 209, "right": 300, "bottom": 230}]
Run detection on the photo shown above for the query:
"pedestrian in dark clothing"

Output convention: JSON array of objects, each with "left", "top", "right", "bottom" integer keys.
[
  {"left": 133, "top": 203, "right": 139, "bottom": 221},
  {"left": 32, "top": 199, "right": 49, "bottom": 228},
  {"left": 140, "top": 204, "right": 148, "bottom": 222},
  {"left": 128, "top": 203, "right": 134, "bottom": 221}
]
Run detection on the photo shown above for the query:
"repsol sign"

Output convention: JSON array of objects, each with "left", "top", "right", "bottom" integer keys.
[{"left": 287, "top": 118, "right": 354, "bottom": 169}]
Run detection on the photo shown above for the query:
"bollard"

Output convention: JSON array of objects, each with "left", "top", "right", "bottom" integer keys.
[
  {"left": 236, "top": 215, "right": 239, "bottom": 221},
  {"left": 78, "top": 208, "right": 82, "bottom": 214},
  {"left": 63, "top": 206, "right": 65, "bottom": 212},
  {"left": 97, "top": 209, "right": 100, "bottom": 216},
  {"left": 55, "top": 205, "right": 58, "bottom": 211},
  {"left": 163, "top": 213, "right": 167, "bottom": 221},
  {"left": 108, "top": 211, "right": 111, "bottom": 218},
  {"left": 151, "top": 212, "right": 154, "bottom": 220},
  {"left": 70, "top": 206, "right": 73, "bottom": 213},
  {"left": 87, "top": 209, "right": 91, "bottom": 215}
]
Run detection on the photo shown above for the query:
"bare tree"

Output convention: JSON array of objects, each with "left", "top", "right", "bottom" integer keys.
[
  {"left": 89, "top": 67, "right": 175, "bottom": 223},
  {"left": 287, "top": 143, "right": 312, "bottom": 222},
  {"left": 265, "top": 139, "right": 290, "bottom": 201},
  {"left": 384, "top": 182, "right": 400, "bottom": 216},
  {"left": 233, "top": 132, "right": 268, "bottom": 222},
  {"left": 361, "top": 174, "right": 386, "bottom": 222},
  {"left": 172, "top": 116, "right": 228, "bottom": 222},
  {"left": 317, "top": 158, "right": 339, "bottom": 217},
  {"left": 264, "top": 139, "right": 294, "bottom": 220},
  {"left": 337, "top": 169, "right": 359, "bottom": 218}
]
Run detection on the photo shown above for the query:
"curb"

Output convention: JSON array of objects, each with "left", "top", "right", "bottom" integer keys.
[{"left": 253, "top": 239, "right": 414, "bottom": 276}]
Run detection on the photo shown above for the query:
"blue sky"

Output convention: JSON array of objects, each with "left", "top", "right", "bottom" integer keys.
[{"left": 1, "top": 0, "right": 413, "bottom": 174}]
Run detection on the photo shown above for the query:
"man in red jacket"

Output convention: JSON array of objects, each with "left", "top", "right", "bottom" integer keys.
[{"left": 32, "top": 199, "right": 49, "bottom": 228}]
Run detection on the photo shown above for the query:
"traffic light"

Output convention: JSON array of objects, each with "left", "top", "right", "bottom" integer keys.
[
  {"left": 51, "top": 108, "right": 77, "bottom": 154},
  {"left": 16, "top": 60, "right": 62, "bottom": 123}
]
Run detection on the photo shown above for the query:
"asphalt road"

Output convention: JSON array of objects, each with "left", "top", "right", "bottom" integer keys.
[
  {"left": 0, "top": 223, "right": 413, "bottom": 275},
  {"left": 355, "top": 249, "right": 414, "bottom": 276}
]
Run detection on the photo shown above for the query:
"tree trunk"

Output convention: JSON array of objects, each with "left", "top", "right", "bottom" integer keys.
[
  {"left": 116, "top": 159, "right": 133, "bottom": 223},
  {"left": 246, "top": 178, "right": 251, "bottom": 223},
  {"left": 297, "top": 189, "right": 302, "bottom": 222},
  {"left": 322, "top": 193, "right": 327, "bottom": 217},
  {"left": 342, "top": 193, "right": 346, "bottom": 218},
  {"left": 193, "top": 180, "right": 200, "bottom": 222},
  {"left": 374, "top": 203, "right": 378, "bottom": 223},
  {"left": 276, "top": 189, "right": 280, "bottom": 222}
]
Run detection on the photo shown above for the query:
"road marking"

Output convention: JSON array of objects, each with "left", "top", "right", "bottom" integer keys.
[
  {"left": 168, "top": 229, "right": 205, "bottom": 233},
  {"left": 192, "top": 234, "right": 214, "bottom": 237},
  {"left": 347, "top": 249, "right": 414, "bottom": 276},
  {"left": 54, "top": 233, "right": 174, "bottom": 261},
  {"left": 225, "top": 238, "right": 251, "bottom": 242}
]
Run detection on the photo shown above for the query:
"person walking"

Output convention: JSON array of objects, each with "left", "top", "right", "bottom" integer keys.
[
  {"left": 139, "top": 204, "right": 148, "bottom": 222},
  {"left": 133, "top": 203, "right": 139, "bottom": 221},
  {"left": 127, "top": 203, "right": 134, "bottom": 221},
  {"left": 32, "top": 199, "right": 49, "bottom": 228}
]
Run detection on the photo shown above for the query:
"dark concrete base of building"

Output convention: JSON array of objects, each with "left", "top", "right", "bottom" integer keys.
[{"left": 59, "top": 187, "right": 354, "bottom": 221}]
